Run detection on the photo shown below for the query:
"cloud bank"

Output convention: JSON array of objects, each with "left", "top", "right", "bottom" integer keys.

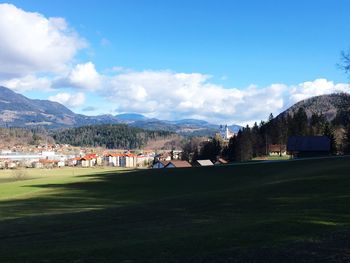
[
  {"left": 3, "top": 62, "right": 350, "bottom": 125},
  {"left": 58, "top": 64, "right": 349, "bottom": 125}
]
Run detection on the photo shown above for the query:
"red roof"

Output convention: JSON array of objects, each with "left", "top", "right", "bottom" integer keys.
[
  {"left": 39, "top": 159, "right": 57, "bottom": 164},
  {"left": 106, "top": 153, "right": 123, "bottom": 157},
  {"left": 124, "top": 153, "right": 136, "bottom": 157},
  {"left": 84, "top": 154, "right": 98, "bottom": 158}
]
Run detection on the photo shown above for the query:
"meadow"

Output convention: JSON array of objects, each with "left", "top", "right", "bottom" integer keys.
[{"left": 0, "top": 157, "right": 350, "bottom": 262}]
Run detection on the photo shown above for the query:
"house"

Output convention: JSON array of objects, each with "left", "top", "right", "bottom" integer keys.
[
  {"left": 81, "top": 155, "right": 97, "bottom": 167},
  {"left": 119, "top": 153, "right": 137, "bottom": 168},
  {"left": 39, "top": 159, "right": 57, "bottom": 169},
  {"left": 81, "top": 157, "right": 96, "bottom": 167},
  {"left": 154, "top": 153, "right": 172, "bottom": 162},
  {"left": 171, "top": 150, "right": 182, "bottom": 160},
  {"left": 214, "top": 158, "right": 228, "bottom": 165},
  {"left": 152, "top": 160, "right": 169, "bottom": 169},
  {"left": 105, "top": 153, "right": 122, "bottom": 167},
  {"left": 164, "top": 160, "right": 192, "bottom": 168},
  {"left": 79, "top": 154, "right": 101, "bottom": 168},
  {"left": 193, "top": 159, "right": 214, "bottom": 167},
  {"left": 70, "top": 157, "right": 82, "bottom": 166},
  {"left": 7, "top": 161, "right": 17, "bottom": 169},
  {"left": 287, "top": 136, "right": 331, "bottom": 158},
  {"left": 57, "top": 161, "right": 65, "bottom": 168},
  {"left": 268, "top": 144, "right": 287, "bottom": 156}
]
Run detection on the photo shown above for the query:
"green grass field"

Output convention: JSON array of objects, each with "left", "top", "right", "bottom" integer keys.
[{"left": 0, "top": 157, "right": 350, "bottom": 262}]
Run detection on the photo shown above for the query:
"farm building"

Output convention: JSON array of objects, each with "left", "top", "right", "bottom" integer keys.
[
  {"left": 165, "top": 160, "right": 192, "bottom": 168},
  {"left": 268, "top": 144, "right": 287, "bottom": 156},
  {"left": 193, "top": 159, "right": 214, "bottom": 167},
  {"left": 152, "top": 160, "right": 169, "bottom": 169},
  {"left": 287, "top": 136, "right": 330, "bottom": 158}
]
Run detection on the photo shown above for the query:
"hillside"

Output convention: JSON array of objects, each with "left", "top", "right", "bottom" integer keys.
[
  {"left": 51, "top": 124, "right": 174, "bottom": 149},
  {"left": 0, "top": 127, "right": 54, "bottom": 148},
  {"left": 0, "top": 86, "right": 122, "bottom": 128},
  {"left": 0, "top": 157, "right": 349, "bottom": 262},
  {"left": 280, "top": 93, "right": 350, "bottom": 121}
]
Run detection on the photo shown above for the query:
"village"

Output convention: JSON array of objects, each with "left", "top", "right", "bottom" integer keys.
[
  {"left": 0, "top": 144, "right": 163, "bottom": 169},
  {"left": 0, "top": 124, "right": 336, "bottom": 170},
  {"left": 0, "top": 143, "right": 229, "bottom": 170}
]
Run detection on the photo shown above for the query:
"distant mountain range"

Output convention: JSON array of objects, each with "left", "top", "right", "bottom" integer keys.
[{"left": 0, "top": 86, "right": 241, "bottom": 135}]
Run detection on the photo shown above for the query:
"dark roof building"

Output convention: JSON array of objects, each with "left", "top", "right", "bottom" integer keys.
[
  {"left": 287, "top": 136, "right": 330, "bottom": 157},
  {"left": 152, "top": 160, "right": 169, "bottom": 169}
]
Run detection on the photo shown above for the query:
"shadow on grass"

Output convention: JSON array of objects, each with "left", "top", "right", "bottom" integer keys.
[{"left": 0, "top": 157, "right": 350, "bottom": 262}]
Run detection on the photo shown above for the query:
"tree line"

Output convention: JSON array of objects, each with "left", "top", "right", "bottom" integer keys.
[
  {"left": 182, "top": 104, "right": 350, "bottom": 163},
  {"left": 51, "top": 124, "right": 174, "bottom": 149}
]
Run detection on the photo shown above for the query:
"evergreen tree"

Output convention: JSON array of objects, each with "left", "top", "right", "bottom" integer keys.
[
  {"left": 181, "top": 137, "right": 201, "bottom": 162},
  {"left": 342, "top": 125, "right": 350, "bottom": 155},
  {"left": 294, "top": 108, "right": 308, "bottom": 136},
  {"left": 251, "top": 122, "right": 260, "bottom": 157},
  {"left": 52, "top": 124, "right": 173, "bottom": 149},
  {"left": 226, "top": 135, "right": 237, "bottom": 161},
  {"left": 235, "top": 126, "right": 253, "bottom": 161},
  {"left": 198, "top": 135, "right": 222, "bottom": 162},
  {"left": 310, "top": 113, "right": 326, "bottom": 135},
  {"left": 323, "top": 123, "right": 337, "bottom": 154}
]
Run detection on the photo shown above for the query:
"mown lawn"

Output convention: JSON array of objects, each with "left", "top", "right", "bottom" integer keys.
[{"left": 0, "top": 157, "right": 350, "bottom": 262}]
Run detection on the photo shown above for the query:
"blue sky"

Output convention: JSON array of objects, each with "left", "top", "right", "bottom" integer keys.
[{"left": 0, "top": 1, "right": 350, "bottom": 125}]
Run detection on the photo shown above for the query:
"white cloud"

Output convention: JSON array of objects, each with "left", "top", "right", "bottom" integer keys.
[
  {"left": 0, "top": 74, "right": 52, "bottom": 92},
  {"left": 90, "top": 68, "right": 350, "bottom": 125},
  {"left": 48, "top": 92, "right": 85, "bottom": 108},
  {"left": 0, "top": 3, "right": 85, "bottom": 77},
  {"left": 95, "top": 70, "right": 284, "bottom": 124},
  {"left": 53, "top": 62, "right": 101, "bottom": 90}
]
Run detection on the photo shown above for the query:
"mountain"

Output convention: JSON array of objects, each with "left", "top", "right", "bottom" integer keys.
[
  {"left": 280, "top": 93, "right": 350, "bottom": 121},
  {"left": 0, "top": 86, "right": 241, "bottom": 135},
  {"left": 115, "top": 113, "right": 147, "bottom": 122},
  {"left": 169, "top": 119, "right": 211, "bottom": 126},
  {"left": 0, "top": 86, "right": 127, "bottom": 128},
  {"left": 0, "top": 86, "right": 77, "bottom": 127}
]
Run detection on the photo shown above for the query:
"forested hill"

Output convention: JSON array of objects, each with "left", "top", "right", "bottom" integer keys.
[
  {"left": 280, "top": 93, "right": 350, "bottom": 122},
  {"left": 51, "top": 124, "right": 174, "bottom": 149}
]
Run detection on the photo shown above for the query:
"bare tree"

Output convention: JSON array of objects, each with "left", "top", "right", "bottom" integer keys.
[{"left": 340, "top": 50, "right": 350, "bottom": 74}]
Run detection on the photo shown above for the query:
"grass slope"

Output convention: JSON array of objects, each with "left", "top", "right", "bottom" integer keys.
[{"left": 0, "top": 157, "right": 350, "bottom": 262}]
